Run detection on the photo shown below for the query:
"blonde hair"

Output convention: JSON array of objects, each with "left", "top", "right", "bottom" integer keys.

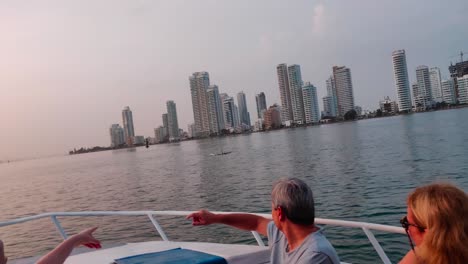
[{"left": 407, "top": 183, "right": 468, "bottom": 264}]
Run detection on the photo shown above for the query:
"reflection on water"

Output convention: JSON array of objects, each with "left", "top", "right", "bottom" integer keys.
[{"left": 1, "top": 108, "right": 468, "bottom": 263}]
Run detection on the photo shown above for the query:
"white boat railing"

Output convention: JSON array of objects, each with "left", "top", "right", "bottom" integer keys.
[{"left": 0, "top": 211, "right": 405, "bottom": 264}]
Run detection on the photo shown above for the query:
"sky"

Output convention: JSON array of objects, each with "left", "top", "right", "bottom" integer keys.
[{"left": 0, "top": 0, "right": 467, "bottom": 160}]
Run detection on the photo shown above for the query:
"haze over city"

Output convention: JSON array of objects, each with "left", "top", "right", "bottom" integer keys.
[{"left": 1, "top": 0, "right": 467, "bottom": 160}]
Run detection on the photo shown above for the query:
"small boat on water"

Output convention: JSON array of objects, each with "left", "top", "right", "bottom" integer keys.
[
  {"left": 1, "top": 211, "right": 405, "bottom": 264},
  {"left": 209, "top": 149, "right": 232, "bottom": 156}
]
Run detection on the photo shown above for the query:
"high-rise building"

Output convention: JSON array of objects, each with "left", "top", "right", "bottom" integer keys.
[
  {"left": 326, "top": 76, "right": 338, "bottom": 116},
  {"left": 302, "top": 82, "right": 320, "bottom": 124},
  {"left": 449, "top": 55, "right": 468, "bottom": 102},
  {"left": 166, "top": 100, "right": 179, "bottom": 141},
  {"left": 233, "top": 104, "right": 240, "bottom": 128},
  {"left": 449, "top": 53, "right": 468, "bottom": 78},
  {"left": 333, "top": 66, "right": 355, "bottom": 117},
  {"left": 441, "top": 79, "right": 456, "bottom": 104},
  {"left": 221, "top": 94, "right": 236, "bottom": 129},
  {"left": 322, "top": 96, "right": 334, "bottom": 118},
  {"left": 122, "top": 106, "right": 135, "bottom": 146},
  {"left": 220, "top": 93, "right": 234, "bottom": 129},
  {"left": 255, "top": 92, "right": 267, "bottom": 119},
  {"left": 276, "top": 64, "right": 293, "bottom": 123},
  {"left": 392, "top": 50, "right": 412, "bottom": 112},
  {"left": 263, "top": 104, "right": 282, "bottom": 130},
  {"left": 416, "top": 65, "right": 433, "bottom": 108},
  {"left": 220, "top": 92, "right": 242, "bottom": 131},
  {"left": 206, "top": 85, "right": 224, "bottom": 135},
  {"left": 429, "top": 67, "right": 443, "bottom": 102},
  {"left": 109, "top": 124, "right": 125, "bottom": 147},
  {"left": 237, "top": 91, "right": 251, "bottom": 127},
  {"left": 288, "top": 64, "right": 305, "bottom": 124},
  {"left": 154, "top": 126, "right": 166, "bottom": 143},
  {"left": 457, "top": 75, "right": 468, "bottom": 104},
  {"left": 322, "top": 75, "right": 338, "bottom": 118},
  {"left": 189, "top": 72, "right": 211, "bottom": 137},
  {"left": 162, "top": 113, "right": 169, "bottom": 141},
  {"left": 412, "top": 83, "right": 425, "bottom": 111}
]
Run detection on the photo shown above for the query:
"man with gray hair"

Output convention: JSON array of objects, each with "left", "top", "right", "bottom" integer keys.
[{"left": 187, "top": 178, "right": 340, "bottom": 264}]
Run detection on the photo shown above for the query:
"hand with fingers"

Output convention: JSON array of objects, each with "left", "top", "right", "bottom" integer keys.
[
  {"left": 37, "top": 226, "right": 101, "bottom": 264},
  {"left": 71, "top": 227, "right": 101, "bottom": 249},
  {"left": 186, "top": 210, "right": 218, "bottom": 226}
]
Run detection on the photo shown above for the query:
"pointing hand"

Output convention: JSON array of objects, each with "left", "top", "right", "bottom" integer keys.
[{"left": 186, "top": 210, "right": 217, "bottom": 226}]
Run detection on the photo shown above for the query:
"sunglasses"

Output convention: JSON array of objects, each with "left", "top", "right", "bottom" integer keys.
[{"left": 400, "top": 216, "right": 425, "bottom": 251}]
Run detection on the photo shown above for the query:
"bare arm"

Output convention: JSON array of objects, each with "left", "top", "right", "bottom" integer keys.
[
  {"left": 186, "top": 210, "right": 270, "bottom": 236},
  {"left": 36, "top": 227, "right": 101, "bottom": 264}
]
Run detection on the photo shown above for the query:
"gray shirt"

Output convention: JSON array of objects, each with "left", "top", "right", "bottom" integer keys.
[{"left": 267, "top": 221, "right": 340, "bottom": 264}]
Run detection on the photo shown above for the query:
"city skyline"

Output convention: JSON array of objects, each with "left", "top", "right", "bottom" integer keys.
[{"left": 1, "top": 0, "right": 467, "bottom": 159}]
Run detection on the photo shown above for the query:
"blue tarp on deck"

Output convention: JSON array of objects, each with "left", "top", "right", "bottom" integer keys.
[{"left": 114, "top": 248, "right": 228, "bottom": 264}]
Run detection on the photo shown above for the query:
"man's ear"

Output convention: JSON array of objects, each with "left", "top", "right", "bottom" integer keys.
[{"left": 277, "top": 207, "right": 286, "bottom": 221}]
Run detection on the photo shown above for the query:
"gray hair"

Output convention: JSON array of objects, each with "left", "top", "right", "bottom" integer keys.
[{"left": 271, "top": 178, "right": 315, "bottom": 225}]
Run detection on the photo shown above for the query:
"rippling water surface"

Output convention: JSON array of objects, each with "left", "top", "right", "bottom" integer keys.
[{"left": 1, "top": 109, "right": 468, "bottom": 263}]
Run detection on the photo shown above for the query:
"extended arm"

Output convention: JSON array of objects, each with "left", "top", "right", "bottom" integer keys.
[
  {"left": 36, "top": 227, "right": 101, "bottom": 264},
  {"left": 187, "top": 210, "right": 270, "bottom": 236}
]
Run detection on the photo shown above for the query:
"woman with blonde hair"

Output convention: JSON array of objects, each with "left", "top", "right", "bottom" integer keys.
[{"left": 399, "top": 183, "right": 468, "bottom": 264}]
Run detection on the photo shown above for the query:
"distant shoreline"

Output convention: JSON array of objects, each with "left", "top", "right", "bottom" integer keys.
[
  {"left": 66, "top": 104, "right": 468, "bottom": 157},
  {"left": 2, "top": 105, "right": 466, "bottom": 164}
]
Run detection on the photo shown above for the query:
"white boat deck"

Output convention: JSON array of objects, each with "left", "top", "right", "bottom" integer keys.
[{"left": 66, "top": 241, "right": 270, "bottom": 264}]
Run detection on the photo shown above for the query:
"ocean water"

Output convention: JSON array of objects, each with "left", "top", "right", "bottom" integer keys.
[{"left": 1, "top": 108, "right": 468, "bottom": 263}]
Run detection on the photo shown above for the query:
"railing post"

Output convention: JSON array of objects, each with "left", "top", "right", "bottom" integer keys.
[
  {"left": 147, "top": 214, "right": 169, "bottom": 241},
  {"left": 251, "top": 231, "right": 266, "bottom": 247},
  {"left": 51, "top": 216, "right": 68, "bottom": 240},
  {"left": 362, "top": 227, "right": 392, "bottom": 264}
]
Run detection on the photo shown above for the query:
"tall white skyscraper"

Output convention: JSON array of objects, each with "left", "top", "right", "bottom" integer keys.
[
  {"left": 122, "top": 106, "right": 135, "bottom": 146},
  {"left": 166, "top": 100, "right": 179, "bottom": 141},
  {"left": 255, "top": 92, "right": 267, "bottom": 119},
  {"left": 416, "top": 65, "right": 433, "bottom": 108},
  {"left": 276, "top": 64, "right": 293, "bottom": 123},
  {"left": 206, "top": 85, "right": 224, "bottom": 134},
  {"left": 457, "top": 75, "right": 468, "bottom": 104},
  {"left": 237, "top": 91, "right": 251, "bottom": 127},
  {"left": 441, "top": 79, "right": 456, "bottom": 104},
  {"left": 109, "top": 124, "right": 124, "bottom": 147},
  {"left": 288, "top": 64, "right": 305, "bottom": 124},
  {"left": 392, "top": 50, "right": 412, "bottom": 112},
  {"left": 190, "top": 72, "right": 211, "bottom": 137},
  {"left": 333, "top": 66, "right": 355, "bottom": 117},
  {"left": 429, "top": 67, "right": 443, "bottom": 102},
  {"left": 302, "top": 82, "right": 320, "bottom": 124}
]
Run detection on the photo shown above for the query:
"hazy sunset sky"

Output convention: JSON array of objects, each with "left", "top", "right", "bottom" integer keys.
[{"left": 1, "top": 0, "right": 467, "bottom": 159}]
